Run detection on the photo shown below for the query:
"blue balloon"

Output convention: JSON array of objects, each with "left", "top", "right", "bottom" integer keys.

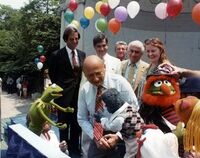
[
  {"left": 34, "top": 58, "right": 40, "bottom": 64},
  {"left": 80, "top": 17, "right": 90, "bottom": 29},
  {"left": 64, "top": 10, "right": 74, "bottom": 23}
]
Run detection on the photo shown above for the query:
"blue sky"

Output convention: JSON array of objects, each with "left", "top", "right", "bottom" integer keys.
[{"left": 0, "top": 0, "right": 30, "bottom": 9}]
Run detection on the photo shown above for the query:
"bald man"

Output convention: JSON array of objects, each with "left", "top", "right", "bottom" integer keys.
[{"left": 77, "top": 55, "right": 138, "bottom": 158}]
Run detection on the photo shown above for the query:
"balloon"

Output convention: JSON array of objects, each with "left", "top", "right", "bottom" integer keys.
[
  {"left": 155, "top": 3, "right": 168, "bottom": 20},
  {"left": 108, "top": 18, "right": 121, "bottom": 34},
  {"left": 166, "top": 0, "right": 183, "bottom": 17},
  {"left": 192, "top": 3, "right": 200, "bottom": 25},
  {"left": 114, "top": 6, "right": 128, "bottom": 22},
  {"left": 68, "top": 0, "right": 78, "bottom": 12},
  {"left": 108, "top": 0, "right": 120, "bottom": 9},
  {"left": 95, "top": 1, "right": 103, "bottom": 14},
  {"left": 37, "top": 45, "right": 44, "bottom": 53},
  {"left": 95, "top": 20, "right": 101, "bottom": 32},
  {"left": 40, "top": 55, "right": 46, "bottom": 63},
  {"left": 37, "top": 62, "right": 43, "bottom": 70},
  {"left": 100, "top": 3, "right": 111, "bottom": 16},
  {"left": 96, "top": 18, "right": 107, "bottom": 32},
  {"left": 127, "top": 1, "right": 140, "bottom": 19},
  {"left": 80, "top": 17, "right": 90, "bottom": 29},
  {"left": 64, "top": 10, "right": 74, "bottom": 23},
  {"left": 71, "top": 20, "right": 80, "bottom": 29},
  {"left": 34, "top": 58, "right": 40, "bottom": 64},
  {"left": 67, "top": 23, "right": 77, "bottom": 29},
  {"left": 84, "top": 7, "right": 95, "bottom": 20}
]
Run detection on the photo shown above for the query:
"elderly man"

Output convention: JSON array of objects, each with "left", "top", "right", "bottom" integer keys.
[
  {"left": 115, "top": 41, "right": 127, "bottom": 61},
  {"left": 78, "top": 55, "right": 138, "bottom": 158},
  {"left": 121, "top": 40, "right": 149, "bottom": 95}
]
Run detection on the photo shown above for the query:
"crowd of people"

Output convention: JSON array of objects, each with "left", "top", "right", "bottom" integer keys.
[{"left": 23, "top": 26, "right": 200, "bottom": 158}]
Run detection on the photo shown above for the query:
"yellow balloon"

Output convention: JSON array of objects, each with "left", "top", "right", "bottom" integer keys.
[
  {"left": 95, "top": 1, "right": 103, "bottom": 14},
  {"left": 71, "top": 20, "right": 80, "bottom": 29},
  {"left": 84, "top": 7, "right": 95, "bottom": 20}
]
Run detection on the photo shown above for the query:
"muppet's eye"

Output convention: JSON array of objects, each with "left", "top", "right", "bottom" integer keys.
[
  {"left": 154, "top": 80, "right": 162, "bottom": 87},
  {"left": 163, "top": 80, "right": 171, "bottom": 86},
  {"left": 51, "top": 83, "right": 57, "bottom": 89}
]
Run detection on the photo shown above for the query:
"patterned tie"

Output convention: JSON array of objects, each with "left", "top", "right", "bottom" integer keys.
[
  {"left": 93, "top": 86, "right": 104, "bottom": 141},
  {"left": 71, "top": 50, "right": 78, "bottom": 68},
  {"left": 127, "top": 64, "right": 135, "bottom": 85}
]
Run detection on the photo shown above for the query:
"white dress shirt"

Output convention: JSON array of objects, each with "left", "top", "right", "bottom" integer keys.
[
  {"left": 65, "top": 46, "right": 79, "bottom": 67},
  {"left": 77, "top": 72, "right": 138, "bottom": 139}
]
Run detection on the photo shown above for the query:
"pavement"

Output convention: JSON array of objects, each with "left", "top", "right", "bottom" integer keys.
[{"left": 1, "top": 90, "right": 33, "bottom": 157}]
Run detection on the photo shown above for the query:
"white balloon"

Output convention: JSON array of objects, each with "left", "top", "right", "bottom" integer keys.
[
  {"left": 155, "top": 3, "right": 168, "bottom": 20},
  {"left": 37, "top": 62, "right": 43, "bottom": 70},
  {"left": 108, "top": 0, "right": 120, "bottom": 9},
  {"left": 127, "top": 1, "right": 140, "bottom": 19}
]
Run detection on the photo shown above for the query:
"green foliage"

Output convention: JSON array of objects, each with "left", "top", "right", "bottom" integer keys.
[{"left": 0, "top": 0, "right": 60, "bottom": 77}]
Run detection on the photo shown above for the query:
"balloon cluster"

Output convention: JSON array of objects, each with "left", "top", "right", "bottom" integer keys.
[
  {"left": 64, "top": 0, "right": 200, "bottom": 35},
  {"left": 34, "top": 45, "right": 46, "bottom": 70},
  {"left": 155, "top": 0, "right": 183, "bottom": 20}
]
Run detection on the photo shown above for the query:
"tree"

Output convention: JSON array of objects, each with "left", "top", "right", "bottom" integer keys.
[{"left": 0, "top": 0, "right": 60, "bottom": 92}]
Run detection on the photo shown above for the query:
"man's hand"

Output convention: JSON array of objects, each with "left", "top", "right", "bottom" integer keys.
[
  {"left": 95, "top": 137, "right": 111, "bottom": 150},
  {"left": 103, "top": 134, "right": 119, "bottom": 148}
]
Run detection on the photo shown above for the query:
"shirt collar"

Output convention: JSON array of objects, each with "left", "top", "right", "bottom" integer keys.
[{"left": 128, "top": 60, "right": 141, "bottom": 68}]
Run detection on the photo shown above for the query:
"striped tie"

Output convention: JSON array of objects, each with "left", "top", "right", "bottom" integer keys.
[{"left": 93, "top": 86, "right": 104, "bottom": 141}]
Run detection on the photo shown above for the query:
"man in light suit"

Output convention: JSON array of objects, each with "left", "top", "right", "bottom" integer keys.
[
  {"left": 121, "top": 40, "right": 149, "bottom": 96},
  {"left": 93, "top": 33, "right": 122, "bottom": 74},
  {"left": 49, "top": 26, "right": 86, "bottom": 157}
]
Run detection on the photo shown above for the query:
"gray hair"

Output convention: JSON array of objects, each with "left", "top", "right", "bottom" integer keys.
[
  {"left": 128, "top": 40, "right": 144, "bottom": 52},
  {"left": 115, "top": 41, "right": 127, "bottom": 49}
]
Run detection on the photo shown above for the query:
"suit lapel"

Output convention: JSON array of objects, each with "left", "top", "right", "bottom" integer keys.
[
  {"left": 134, "top": 61, "right": 146, "bottom": 91},
  {"left": 62, "top": 48, "right": 73, "bottom": 70}
]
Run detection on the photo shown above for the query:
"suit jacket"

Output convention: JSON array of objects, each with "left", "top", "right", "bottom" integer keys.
[
  {"left": 49, "top": 47, "right": 86, "bottom": 108},
  {"left": 103, "top": 53, "right": 122, "bottom": 74},
  {"left": 121, "top": 59, "right": 149, "bottom": 93}
]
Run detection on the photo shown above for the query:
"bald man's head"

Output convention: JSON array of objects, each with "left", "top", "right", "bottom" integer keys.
[{"left": 83, "top": 55, "right": 106, "bottom": 86}]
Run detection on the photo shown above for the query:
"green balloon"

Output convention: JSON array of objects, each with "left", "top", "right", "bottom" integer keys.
[
  {"left": 64, "top": 10, "right": 74, "bottom": 23},
  {"left": 37, "top": 45, "right": 44, "bottom": 53},
  {"left": 96, "top": 18, "right": 107, "bottom": 32}
]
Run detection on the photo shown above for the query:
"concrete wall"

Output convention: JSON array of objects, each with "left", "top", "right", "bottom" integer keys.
[{"left": 60, "top": 0, "right": 200, "bottom": 70}]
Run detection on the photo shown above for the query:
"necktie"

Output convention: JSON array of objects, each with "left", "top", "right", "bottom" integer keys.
[
  {"left": 127, "top": 64, "right": 135, "bottom": 85},
  {"left": 93, "top": 86, "right": 104, "bottom": 141},
  {"left": 71, "top": 50, "right": 78, "bottom": 68}
]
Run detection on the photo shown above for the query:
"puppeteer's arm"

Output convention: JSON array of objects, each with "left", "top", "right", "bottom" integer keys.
[
  {"left": 37, "top": 104, "right": 67, "bottom": 129},
  {"left": 50, "top": 101, "right": 74, "bottom": 113}
]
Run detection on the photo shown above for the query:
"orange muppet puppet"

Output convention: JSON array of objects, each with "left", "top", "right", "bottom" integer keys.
[
  {"left": 174, "top": 96, "right": 200, "bottom": 153},
  {"left": 139, "top": 72, "right": 180, "bottom": 133}
]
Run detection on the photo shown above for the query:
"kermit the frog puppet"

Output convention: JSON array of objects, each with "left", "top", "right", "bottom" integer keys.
[{"left": 27, "top": 84, "right": 74, "bottom": 135}]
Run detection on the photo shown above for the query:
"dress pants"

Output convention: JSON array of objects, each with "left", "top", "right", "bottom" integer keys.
[{"left": 88, "top": 138, "right": 125, "bottom": 158}]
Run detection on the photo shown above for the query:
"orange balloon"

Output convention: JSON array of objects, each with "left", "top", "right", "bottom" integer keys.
[
  {"left": 192, "top": 3, "right": 200, "bottom": 25},
  {"left": 108, "top": 18, "right": 121, "bottom": 34}
]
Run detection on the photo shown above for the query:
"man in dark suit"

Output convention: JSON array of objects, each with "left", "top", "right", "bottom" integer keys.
[{"left": 49, "top": 26, "right": 86, "bottom": 156}]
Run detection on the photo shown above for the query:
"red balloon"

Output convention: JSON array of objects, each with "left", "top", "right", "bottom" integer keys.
[
  {"left": 100, "top": 3, "right": 111, "bottom": 16},
  {"left": 167, "top": 0, "right": 183, "bottom": 17},
  {"left": 40, "top": 55, "right": 46, "bottom": 63},
  {"left": 108, "top": 18, "right": 121, "bottom": 34},
  {"left": 68, "top": 0, "right": 78, "bottom": 12},
  {"left": 192, "top": 3, "right": 200, "bottom": 25}
]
